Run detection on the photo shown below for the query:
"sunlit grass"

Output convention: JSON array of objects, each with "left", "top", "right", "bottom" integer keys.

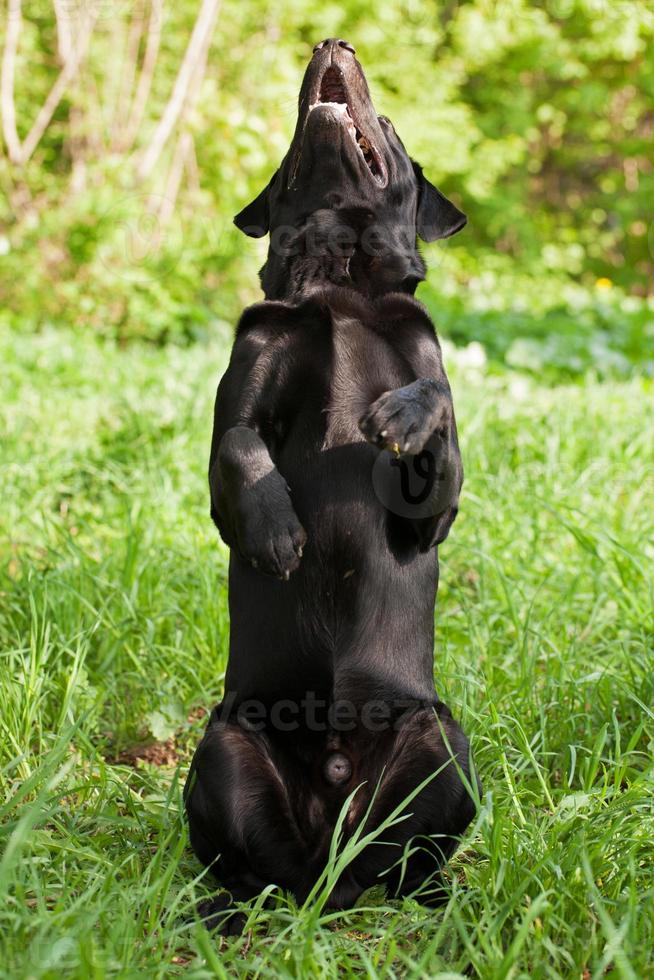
[{"left": 1, "top": 327, "right": 653, "bottom": 977}]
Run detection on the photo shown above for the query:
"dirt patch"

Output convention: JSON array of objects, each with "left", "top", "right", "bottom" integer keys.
[
  {"left": 105, "top": 705, "right": 210, "bottom": 768},
  {"left": 187, "top": 705, "right": 209, "bottom": 725},
  {"left": 110, "top": 738, "right": 180, "bottom": 768}
]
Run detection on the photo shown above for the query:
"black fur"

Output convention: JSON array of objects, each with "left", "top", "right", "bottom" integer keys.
[{"left": 185, "top": 39, "right": 477, "bottom": 932}]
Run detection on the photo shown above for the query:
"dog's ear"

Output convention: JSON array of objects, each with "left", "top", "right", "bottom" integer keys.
[
  {"left": 233, "top": 171, "right": 278, "bottom": 238},
  {"left": 412, "top": 162, "right": 467, "bottom": 242}
]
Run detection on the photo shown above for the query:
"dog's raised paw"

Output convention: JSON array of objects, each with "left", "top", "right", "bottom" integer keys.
[
  {"left": 239, "top": 509, "right": 307, "bottom": 580},
  {"left": 359, "top": 380, "right": 446, "bottom": 456}
]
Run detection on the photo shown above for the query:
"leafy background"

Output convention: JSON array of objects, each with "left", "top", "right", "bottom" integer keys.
[{"left": 1, "top": 0, "right": 653, "bottom": 372}]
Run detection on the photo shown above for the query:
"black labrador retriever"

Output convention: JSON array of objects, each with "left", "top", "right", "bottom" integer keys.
[{"left": 185, "top": 39, "right": 477, "bottom": 931}]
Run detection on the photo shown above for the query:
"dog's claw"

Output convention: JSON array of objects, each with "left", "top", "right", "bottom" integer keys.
[
  {"left": 297, "top": 545, "right": 303, "bottom": 558},
  {"left": 359, "top": 380, "right": 447, "bottom": 458},
  {"left": 233, "top": 478, "right": 306, "bottom": 579}
]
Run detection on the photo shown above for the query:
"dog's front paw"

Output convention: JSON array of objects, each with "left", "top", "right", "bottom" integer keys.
[
  {"left": 359, "top": 379, "right": 448, "bottom": 455},
  {"left": 240, "top": 510, "right": 307, "bottom": 581},
  {"left": 234, "top": 476, "right": 307, "bottom": 580}
]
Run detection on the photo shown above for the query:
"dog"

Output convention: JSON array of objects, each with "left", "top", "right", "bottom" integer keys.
[{"left": 185, "top": 38, "right": 477, "bottom": 932}]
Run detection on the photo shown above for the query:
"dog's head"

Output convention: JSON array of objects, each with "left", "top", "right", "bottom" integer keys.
[{"left": 234, "top": 39, "right": 466, "bottom": 300}]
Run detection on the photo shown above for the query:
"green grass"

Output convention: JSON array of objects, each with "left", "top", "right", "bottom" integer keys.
[{"left": 1, "top": 325, "right": 653, "bottom": 978}]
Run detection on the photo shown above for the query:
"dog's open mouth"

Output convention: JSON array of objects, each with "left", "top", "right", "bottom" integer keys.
[{"left": 308, "top": 67, "right": 386, "bottom": 185}]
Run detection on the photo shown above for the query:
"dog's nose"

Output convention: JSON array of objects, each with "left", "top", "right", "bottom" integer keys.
[{"left": 313, "top": 38, "right": 356, "bottom": 55}]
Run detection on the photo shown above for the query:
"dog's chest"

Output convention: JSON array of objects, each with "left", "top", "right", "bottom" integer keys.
[{"left": 322, "top": 314, "right": 397, "bottom": 450}]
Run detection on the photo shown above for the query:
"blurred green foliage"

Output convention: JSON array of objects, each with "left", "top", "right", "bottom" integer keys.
[{"left": 1, "top": 0, "right": 653, "bottom": 372}]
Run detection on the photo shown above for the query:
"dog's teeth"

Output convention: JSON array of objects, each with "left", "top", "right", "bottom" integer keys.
[
  {"left": 283, "top": 569, "right": 290, "bottom": 581},
  {"left": 380, "top": 429, "right": 387, "bottom": 438},
  {"left": 312, "top": 100, "right": 348, "bottom": 114}
]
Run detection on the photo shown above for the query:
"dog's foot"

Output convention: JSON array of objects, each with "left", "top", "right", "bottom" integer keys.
[
  {"left": 197, "top": 894, "right": 247, "bottom": 936},
  {"left": 234, "top": 475, "right": 307, "bottom": 580},
  {"left": 359, "top": 379, "right": 449, "bottom": 456}
]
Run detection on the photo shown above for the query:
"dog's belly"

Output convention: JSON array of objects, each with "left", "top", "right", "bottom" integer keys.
[
  {"left": 226, "top": 440, "right": 438, "bottom": 712},
  {"left": 224, "top": 312, "right": 439, "bottom": 712}
]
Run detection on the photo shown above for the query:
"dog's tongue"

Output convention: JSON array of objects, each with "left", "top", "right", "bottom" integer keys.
[{"left": 309, "top": 100, "right": 356, "bottom": 137}]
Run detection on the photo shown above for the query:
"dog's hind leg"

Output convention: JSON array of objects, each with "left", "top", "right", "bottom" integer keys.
[
  {"left": 184, "top": 719, "right": 322, "bottom": 931},
  {"left": 335, "top": 703, "right": 478, "bottom": 906}
]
